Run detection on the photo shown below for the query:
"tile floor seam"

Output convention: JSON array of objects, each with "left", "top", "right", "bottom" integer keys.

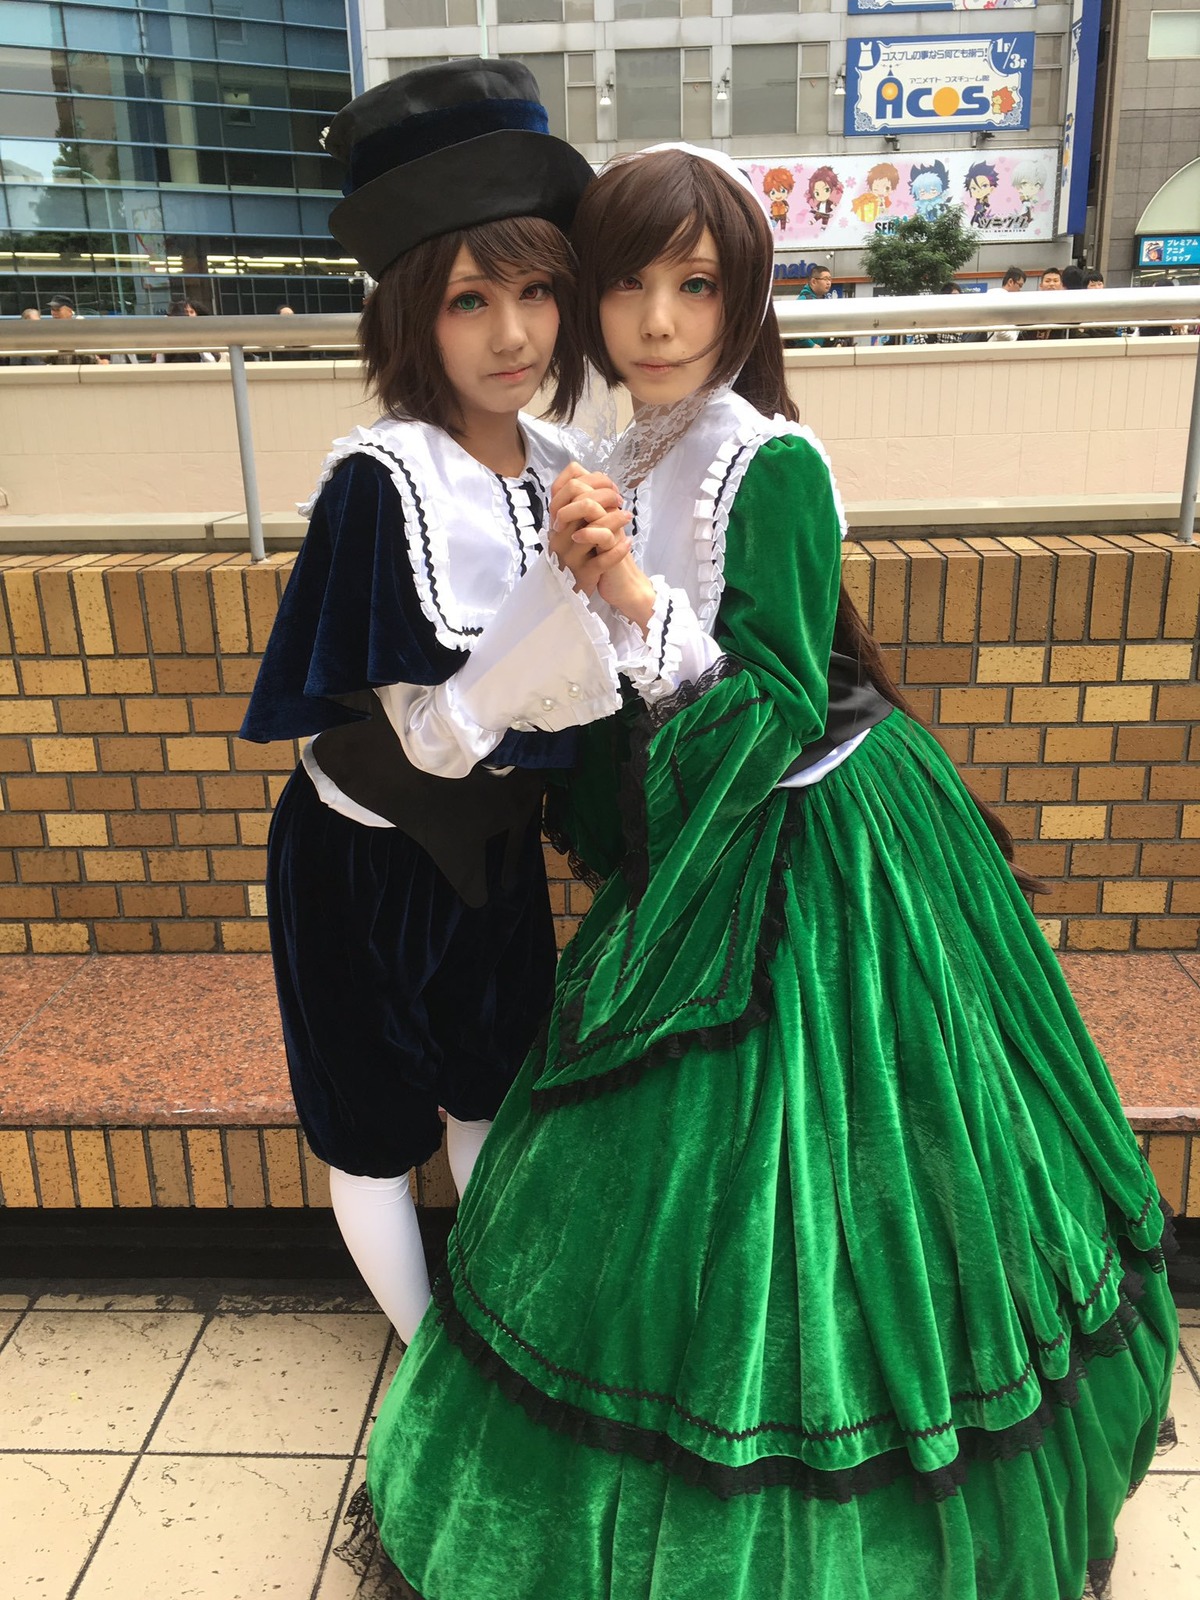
[
  {"left": 0, "top": 1309, "right": 25, "bottom": 1358},
  {"left": 1169, "top": 951, "right": 1200, "bottom": 996},
  {"left": 1178, "top": 1335, "right": 1200, "bottom": 1391},
  {"left": 308, "top": 1329, "right": 398, "bottom": 1599},
  {"left": 0, "top": 955, "right": 93, "bottom": 1060},
  {"left": 63, "top": 1307, "right": 215, "bottom": 1600}
]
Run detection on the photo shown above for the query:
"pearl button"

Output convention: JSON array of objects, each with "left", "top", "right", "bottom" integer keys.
[
  {"left": 541, "top": 696, "right": 556, "bottom": 711},
  {"left": 512, "top": 718, "right": 535, "bottom": 733},
  {"left": 567, "top": 682, "right": 581, "bottom": 699}
]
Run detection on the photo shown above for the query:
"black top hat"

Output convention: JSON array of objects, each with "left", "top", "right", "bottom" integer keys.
[{"left": 325, "top": 58, "right": 594, "bottom": 280}]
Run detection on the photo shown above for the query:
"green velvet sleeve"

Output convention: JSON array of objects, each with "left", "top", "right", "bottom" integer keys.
[{"left": 532, "top": 431, "right": 843, "bottom": 1105}]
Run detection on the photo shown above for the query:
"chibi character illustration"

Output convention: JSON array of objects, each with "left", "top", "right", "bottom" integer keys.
[
  {"left": 909, "top": 161, "right": 950, "bottom": 223},
  {"left": 852, "top": 163, "right": 900, "bottom": 226},
  {"left": 991, "top": 87, "right": 1017, "bottom": 118},
  {"left": 965, "top": 161, "right": 999, "bottom": 228},
  {"left": 1011, "top": 161, "right": 1047, "bottom": 230},
  {"left": 762, "top": 167, "right": 795, "bottom": 232},
  {"left": 807, "top": 166, "right": 843, "bottom": 230}
]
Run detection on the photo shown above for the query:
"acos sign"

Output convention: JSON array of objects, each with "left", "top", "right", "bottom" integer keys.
[{"left": 847, "top": 35, "right": 1034, "bottom": 136}]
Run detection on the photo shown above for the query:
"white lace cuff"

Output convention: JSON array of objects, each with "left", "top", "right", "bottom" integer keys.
[
  {"left": 624, "top": 578, "right": 724, "bottom": 706},
  {"left": 374, "top": 555, "right": 622, "bottom": 779}
]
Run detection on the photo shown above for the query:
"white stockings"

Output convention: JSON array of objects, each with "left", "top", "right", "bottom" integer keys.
[{"left": 328, "top": 1116, "right": 491, "bottom": 1344}]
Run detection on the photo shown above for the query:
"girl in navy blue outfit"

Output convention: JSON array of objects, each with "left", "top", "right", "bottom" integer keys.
[{"left": 241, "top": 61, "right": 634, "bottom": 1340}]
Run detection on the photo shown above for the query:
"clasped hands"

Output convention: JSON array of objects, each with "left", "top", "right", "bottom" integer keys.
[{"left": 548, "top": 463, "right": 657, "bottom": 633}]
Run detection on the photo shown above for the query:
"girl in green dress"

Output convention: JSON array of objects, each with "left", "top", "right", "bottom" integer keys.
[{"left": 349, "top": 144, "right": 1177, "bottom": 1600}]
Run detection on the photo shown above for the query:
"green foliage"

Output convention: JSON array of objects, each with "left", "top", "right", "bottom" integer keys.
[{"left": 860, "top": 205, "right": 977, "bottom": 296}]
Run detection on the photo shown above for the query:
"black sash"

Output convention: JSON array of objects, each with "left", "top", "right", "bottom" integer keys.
[
  {"left": 783, "top": 650, "right": 893, "bottom": 781},
  {"left": 311, "top": 692, "right": 545, "bottom": 909}
]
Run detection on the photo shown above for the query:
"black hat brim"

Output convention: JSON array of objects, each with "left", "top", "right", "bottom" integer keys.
[{"left": 330, "top": 129, "right": 595, "bottom": 280}]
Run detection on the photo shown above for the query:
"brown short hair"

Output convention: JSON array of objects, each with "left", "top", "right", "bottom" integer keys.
[
  {"left": 359, "top": 215, "right": 584, "bottom": 432},
  {"left": 571, "top": 149, "right": 794, "bottom": 420}
]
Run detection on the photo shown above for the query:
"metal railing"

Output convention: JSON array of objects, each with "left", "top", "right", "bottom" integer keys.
[{"left": 2, "top": 287, "right": 1199, "bottom": 552}]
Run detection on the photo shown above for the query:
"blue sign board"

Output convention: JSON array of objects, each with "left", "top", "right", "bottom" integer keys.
[
  {"left": 845, "top": 34, "right": 1034, "bottom": 136},
  {"left": 1138, "top": 236, "right": 1200, "bottom": 268},
  {"left": 849, "top": 0, "right": 1033, "bottom": 9}
]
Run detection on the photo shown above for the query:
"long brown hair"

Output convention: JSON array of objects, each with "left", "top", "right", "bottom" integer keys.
[
  {"left": 574, "top": 150, "right": 1041, "bottom": 895},
  {"left": 359, "top": 215, "right": 585, "bottom": 433}
]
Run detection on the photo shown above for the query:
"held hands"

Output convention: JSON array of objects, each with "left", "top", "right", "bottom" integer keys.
[{"left": 548, "top": 464, "right": 656, "bottom": 630}]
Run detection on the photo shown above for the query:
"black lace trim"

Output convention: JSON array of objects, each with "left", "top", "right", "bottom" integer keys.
[
  {"left": 366, "top": 444, "right": 481, "bottom": 642},
  {"left": 430, "top": 1252, "right": 1159, "bottom": 1506},
  {"left": 335, "top": 1478, "right": 1125, "bottom": 1600},
  {"left": 531, "top": 784, "right": 801, "bottom": 1114},
  {"left": 540, "top": 816, "right": 607, "bottom": 894}
]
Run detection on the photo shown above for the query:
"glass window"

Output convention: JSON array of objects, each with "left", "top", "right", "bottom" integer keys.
[
  {"left": 213, "top": 1, "right": 286, "bottom": 19},
  {"left": 567, "top": 84, "right": 596, "bottom": 144},
  {"left": 0, "top": 136, "right": 64, "bottom": 183},
  {"left": 615, "top": 0, "right": 678, "bottom": 16},
  {"left": 68, "top": 52, "right": 145, "bottom": 100},
  {"left": 222, "top": 106, "right": 293, "bottom": 149},
  {"left": 62, "top": 7, "right": 142, "bottom": 54},
  {"left": 387, "top": 56, "right": 449, "bottom": 79},
  {"left": 299, "top": 195, "right": 335, "bottom": 234},
  {"left": 800, "top": 0, "right": 830, "bottom": 11},
  {"left": 384, "top": 0, "right": 448, "bottom": 23},
  {"left": 682, "top": 81, "right": 711, "bottom": 142},
  {"left": 731, "top": 44, "right": 797, "bottom": 137},
  {"left": 162, "top": 189, "right": 234, "bottom": 232},
  {"left": 798, "top": 45, "right": 828, "bottom": 137},
  {"left": 616, "top": 50, "right": 680, "bottom": 142},
  {"left": 232, "top": 191, "right": 300, "bottom": 232},
  {"left": 565, "top": 0, "right": 593, "bottom": 17},
  {"left": 216, "top": 62, "right": 287, "bottom": 107},
  {"left": 144, "top": 14, "right": 218, "bottom": 58},
  {"left": 286, "top": 70, "right": 350, "bottom": 113},
  {"left": 1149, "top": 11, "right": 1200, "bottom": 57},
  {"left": 284, "top": 27, "right": 347, "bottom": 72},
  {"left": 0, "top": 5, "right": 65, "bottom": 51},
  {"left": 498, "top": 0, "right": 563, "bottom": 21},
  {"left": 568, "top": 54, "right": 594, "bottom": 85},
  {"left": 227, "top": 150, "right": 296, "bottom": 187},
  {"left": 5, "top": 185, "right": 89, "bottom": 230},
  {"left": 0, "top": 93, "right": 74, "bottom": 141},
  {"left": 293, "top": 152, "right": 337, "bottom": 189},
  {"left": 1034, "top": 34, "right": 1063, "bottom": 67},
  {"left": 504, "top": 53, "right": 566, "bottom": 138},
  {"left": 681, "top": 0, "right": 712, "bottom": 14},
  {"left": 732, "top": 0, "right": 796, "bottom": 12},
  {"left": 0, "top": 45, "right": 69, "bottom": 95},
  {"left": 683, "top": 49, "right": 709, "bottom": 82}
]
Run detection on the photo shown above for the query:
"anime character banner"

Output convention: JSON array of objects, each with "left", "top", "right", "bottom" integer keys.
[
  {"left": 750, "top": 149, "right": 1057, "bottom": 247},
  {"left": 845, "top": 34, "right": 1034, "bottom": 134},
  {"left": 849, "top": 1, "right": 1034, "bottom": 11}
]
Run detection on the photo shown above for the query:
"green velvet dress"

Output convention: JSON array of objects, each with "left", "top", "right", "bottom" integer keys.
[{"left": 360, "top": 411, "right": 1177, "bottom": 1600}]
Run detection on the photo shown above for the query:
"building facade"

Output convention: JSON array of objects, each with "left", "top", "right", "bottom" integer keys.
[
  {"left": 1090, "top": 0, "right": 1200, "bottom": 285},
  {"left": 0, "top": 0, "right": 354, "bottom": 317},
  {"left": 359, "top": 0, "right": 1087, "bottom": 282}
]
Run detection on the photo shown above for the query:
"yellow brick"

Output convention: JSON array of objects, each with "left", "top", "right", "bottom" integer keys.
[
  {"left": 238, "top": 811, "right": 271, "bottom": 846},
  {"left": 31, "top": 736, "right": 97, "bottom": 772},
  {"left": 148, "top": 1130, "right": 190, "bottom": 1206},
  {"left": 19, "top": 659, "right": 87, "bottom": 696},
  {"left": 31, "top": 922, "right": 90, "bottom": 954},
  {"left": 108, "top": 1129, "right": 153, "bottom": 1208},
  {"left": 166, "top": 737, "right": 231, "bottom": 771},
  {"left": 1035, "top": 917, "right": 1063, "bottom": 948},
  {"left": 1049, "top": 646, "right": 1120, "bottom": 682},
  {"left": 3, "top": 570, "right": 46, "bottom": 654},
  {"left": 87, "top": 658, "right": 153, "bottom": 696},
  {"left": 247, "top": 884, "right": 268, "bottom": 917},
  {"left": 1184, "top": 806, "right": 1200, "bottom": 839},
  {"left": 263, "top": 1129, "right": 305, "bottom": 1208},
  {"left": 976, "top": 647, "right": 1046, "bottom": 684},
  {"left": 302, "top": 1144, "right": 332, "bottom": 1207},
  {"left": 211, "top": 566, "right": 251, "bottom": 654},
  {"left": 221, "top": 919, "right": 272, "bottom": 952},
  {"left": 45, "top": 813, "right": 109, "bottom": 848},
  {"left": 187, "top": 1128, "right": 228, "bottom": 1207},
  {"left": 0, "top": 660, "right": 17, "bottom": 695},
  {"left": 1101, "top": 881, "right": 1169, "bottom": 914},
  {"left": 1038, "top": 805, "right": 1108, "bottom": 840},
  {"left": 1010, "top": 687, "right": 1081, "bottom": 723},
  {"left": 1082, "top": 686, "right": 1153, "bottom": 723},
  {"left": 70, "top": 1130, "right": 114, "bottom": 1207},
  {"left": 0, "top": 1130, "right": 38, "bottom": 1206},
  {"left": 267, "top": 774, "right": 289, "bottom": 804},
  {"left": 225, "top": 1129, "right": 266, "bottom": 1207},
  {"left": 1121, "top": 643, "right": 1195, "bottom": 682},
  {"left": 0, "top": 924, "right": 29, "bottom": 952},
  {"left": 71, "top": 568, "right": 115, "bottom": 655},
  {"left": 0, "top": 700, "right": 58, "bottom": 734},
  {"left": 1146, "top": 1135, "right": 1187, "bottom": 1216},
  {"left": 81, "top": 850, "right": 146, "bottom": 882}
]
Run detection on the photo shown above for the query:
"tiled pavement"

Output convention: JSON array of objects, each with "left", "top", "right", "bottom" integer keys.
[{"left": 0, "top": 1289, "right": 1197, "bottom": 1599}]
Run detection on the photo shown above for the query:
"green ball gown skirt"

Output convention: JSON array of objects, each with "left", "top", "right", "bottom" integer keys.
[
  {"left": 351, "top": 434, "right": 1176, "bottom": 1600},
  {"left": 355, "top": 715, "right": 1177, "bottom": 1600}
]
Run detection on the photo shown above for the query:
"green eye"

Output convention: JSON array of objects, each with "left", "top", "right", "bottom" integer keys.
[
  {"left": 682, "top": 277, "right": 716, "bottom": 296},
  {"left": 451, "top": 292, "right": 485, "bottom": 312}
]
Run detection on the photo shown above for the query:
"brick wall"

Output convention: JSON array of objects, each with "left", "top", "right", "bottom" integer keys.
[{"left": 1, "top": 534, "right": 1198, "bottom": 957}]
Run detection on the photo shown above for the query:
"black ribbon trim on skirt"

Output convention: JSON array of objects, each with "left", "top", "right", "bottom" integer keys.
[{"left": 530, "top": 782, "right": 801, "bottom": 1115}]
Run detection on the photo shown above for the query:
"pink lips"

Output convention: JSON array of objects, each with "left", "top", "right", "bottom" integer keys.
[{"left": 491, "top": 365, "right": 532, "bottom": 381}]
